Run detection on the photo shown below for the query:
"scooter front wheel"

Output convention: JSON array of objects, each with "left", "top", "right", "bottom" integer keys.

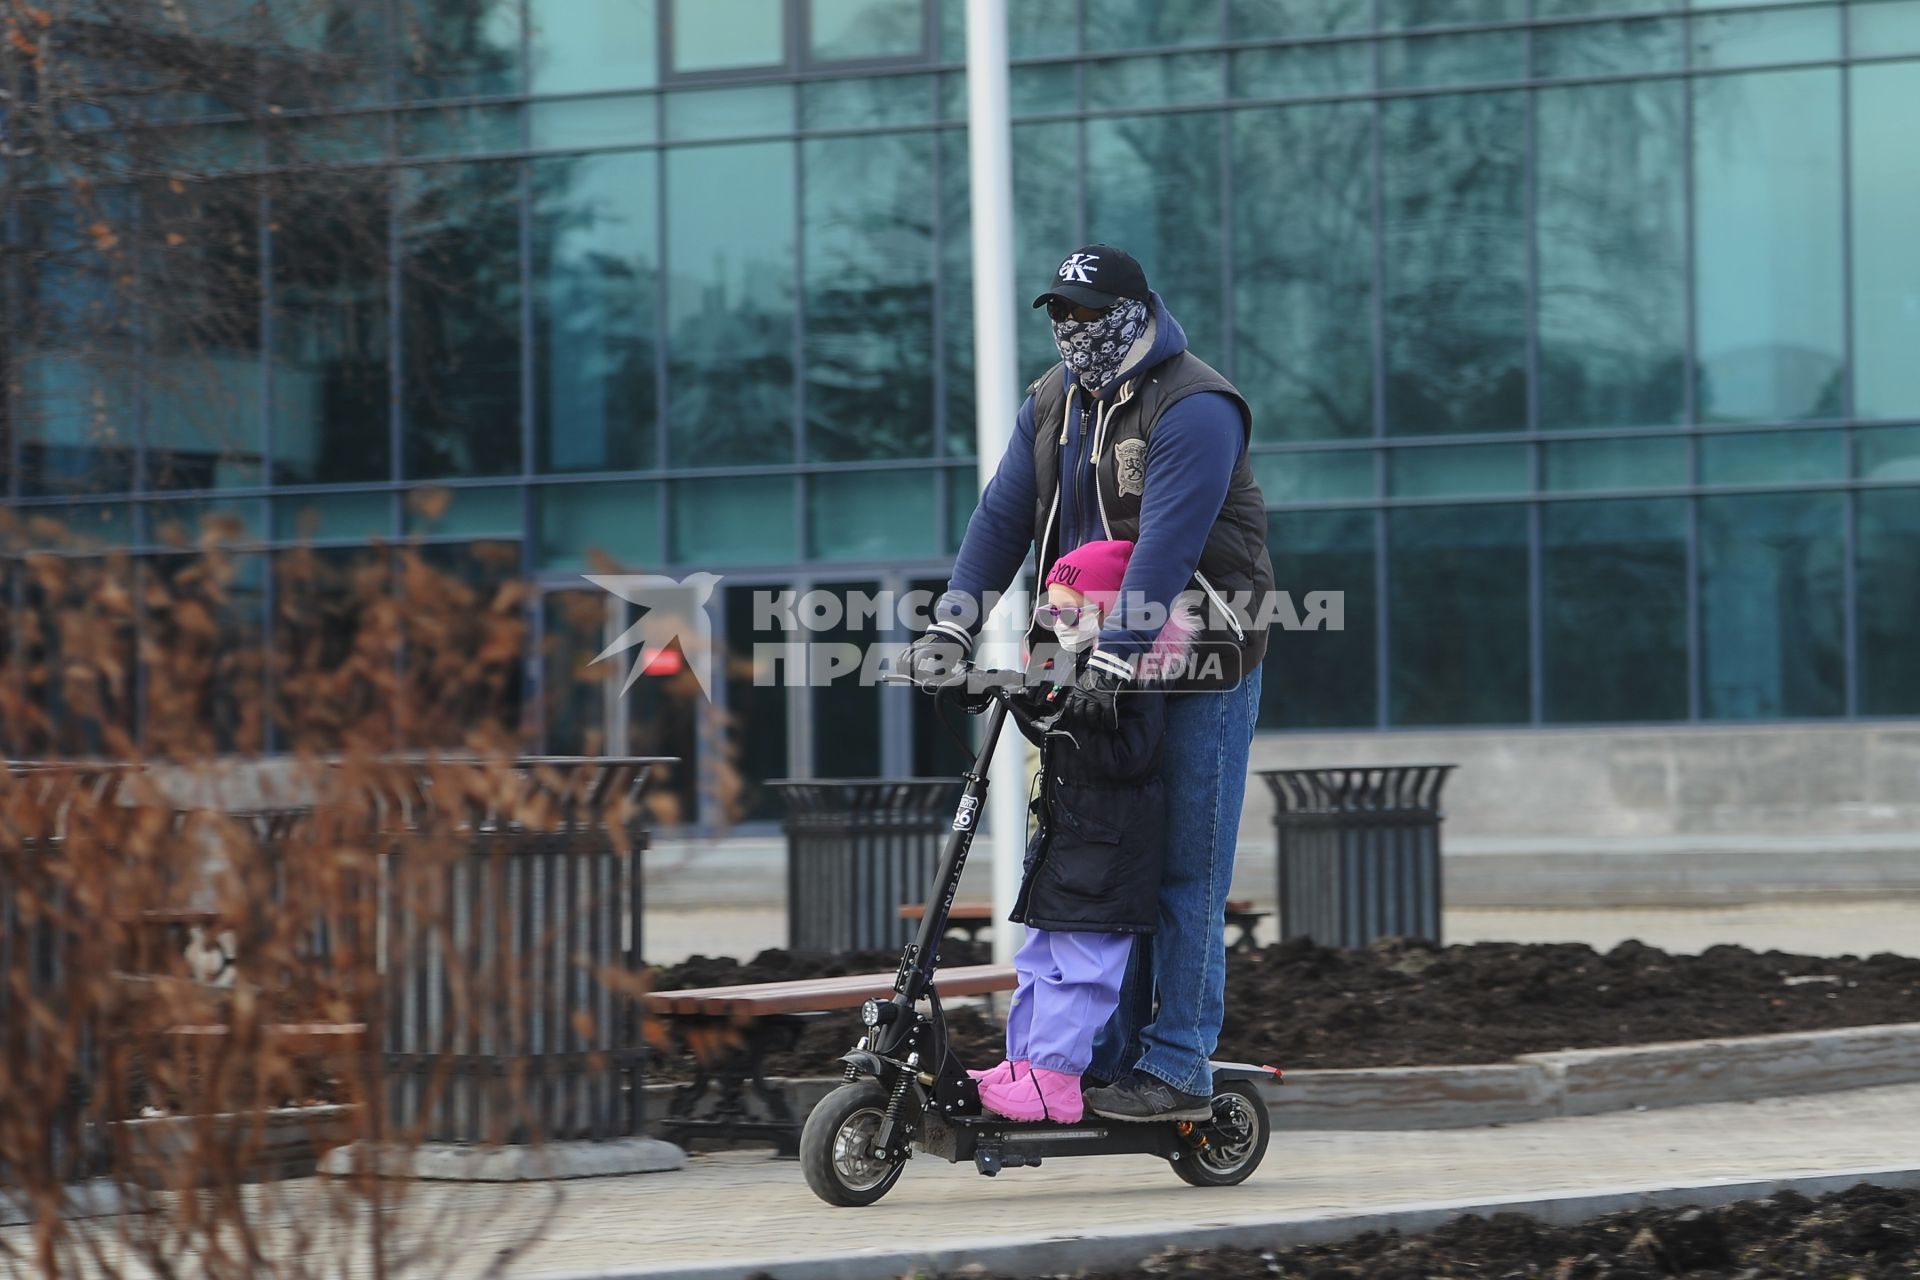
[
  {"left": 801, "top": 1082, "right": 909, "bottom": 1207},
  {"left": 1170, "top": 1080, "right": 1271, "bottom": 1187}
]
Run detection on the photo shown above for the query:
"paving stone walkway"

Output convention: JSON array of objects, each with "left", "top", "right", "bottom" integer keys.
[{"left": 25, "top": 1083, "right": 1920, "bottom": 1278}]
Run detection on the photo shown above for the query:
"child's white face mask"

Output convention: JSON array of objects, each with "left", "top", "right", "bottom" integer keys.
[{"left": 1056, "top": 615, "right": 1101, "bottom": 653}]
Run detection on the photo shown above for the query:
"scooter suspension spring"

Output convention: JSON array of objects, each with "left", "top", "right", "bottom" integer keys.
[
  {"left": 844, "top": 1062, "right": 861, "bottom": 1083},
  {"left": 882, "top": 1072, "right": 912, "bottom": 1127}
]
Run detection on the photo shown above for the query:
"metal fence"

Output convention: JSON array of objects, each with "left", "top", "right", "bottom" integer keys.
[
  {"left": 1, "top": 755, "right": 670, "bottom": 1163},
  {"left": 772, "top": 779, "right": 960, "bottom": 953},
  {"left": 353, "top": 756, "right": 665, "bottom": 1145},
  {"left": 1260, "top": 765, "right": 1454, "bottom": 950}
]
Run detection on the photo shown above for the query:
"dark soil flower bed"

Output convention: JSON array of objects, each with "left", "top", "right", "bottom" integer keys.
[
  {"left": 939, "top": 1184, "right": 1920, "bottom": 1279},
  {"left": 646, "top": 937, "right": 1920, "bottom": 1082}
]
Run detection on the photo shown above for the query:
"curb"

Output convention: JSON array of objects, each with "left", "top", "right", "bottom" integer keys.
[
  {"left": 536, "top": 1163, "right": 1920, "bottom": 1280},
  {"left": 645, "top": 1021, "right": 1920, "bottom": 1136},
  {"left": 320, "top": 1137, "right": 687, "bottom": 1182}
]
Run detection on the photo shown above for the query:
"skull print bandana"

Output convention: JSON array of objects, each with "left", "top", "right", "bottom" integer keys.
[{"left": 1051, "top": 298, "right": 1150, "bottom": 393}]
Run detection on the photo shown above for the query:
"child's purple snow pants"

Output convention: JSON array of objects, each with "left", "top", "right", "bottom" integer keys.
[{"left": 1005, "top": 927, "right": 1135, "bottom": 1074}]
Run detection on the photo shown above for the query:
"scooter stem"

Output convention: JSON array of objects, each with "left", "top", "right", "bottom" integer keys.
[{"left": 894, "top": 692, "right": 1009, "bottom": 1011}]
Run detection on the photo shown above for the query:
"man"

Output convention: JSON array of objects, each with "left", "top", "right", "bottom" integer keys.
[{"left": 903, "top": 244, "right": 1272, "bottom": 1121}]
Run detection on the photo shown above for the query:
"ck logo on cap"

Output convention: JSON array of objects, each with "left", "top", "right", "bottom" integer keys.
[{"left": 1058, "top": 252, "right": 1100, "bottom": 284}]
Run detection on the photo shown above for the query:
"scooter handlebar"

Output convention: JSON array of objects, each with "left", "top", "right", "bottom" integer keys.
[{"left": 881, "top": 663, "right": 1070, "bottom": 735}]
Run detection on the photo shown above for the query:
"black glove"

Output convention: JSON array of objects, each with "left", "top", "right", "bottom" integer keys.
[
  {"left": 900, "top": 622, "right": 972, "bottom": 691},
  {"left": 1062, "top": 653, "right": 1131, "bottom": 732}
]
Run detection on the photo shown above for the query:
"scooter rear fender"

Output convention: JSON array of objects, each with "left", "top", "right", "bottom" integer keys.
[{"left": 1210, "top": 1060, "right": 1285, "bottom": 1085}]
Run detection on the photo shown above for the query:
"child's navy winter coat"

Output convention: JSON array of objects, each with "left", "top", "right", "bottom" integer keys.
[{"left": 1008, "top": 688, "right": 1165, "bottom": 934}]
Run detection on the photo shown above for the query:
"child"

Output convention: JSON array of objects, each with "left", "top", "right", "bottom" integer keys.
[{"left": 971, "top": 538, "right": 1184, "bottom": 1124}]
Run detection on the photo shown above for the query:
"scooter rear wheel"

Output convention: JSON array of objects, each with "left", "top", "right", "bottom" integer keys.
[
  {"left": 1171, "top": 1080, "right": 1270, "bottom": 1187},
  {"left": 801, "top": 1081, "right": 908, "bottom": 1207}
]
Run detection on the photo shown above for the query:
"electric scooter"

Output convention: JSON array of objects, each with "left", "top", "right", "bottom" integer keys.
[{"left": 799, "top": 665, "right": 1281, "bottom": 1207}]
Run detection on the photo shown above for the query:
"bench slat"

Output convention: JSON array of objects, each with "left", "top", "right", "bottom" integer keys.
[{"left": 647, "top": 963, "right": 1016, "bottom": 1017}]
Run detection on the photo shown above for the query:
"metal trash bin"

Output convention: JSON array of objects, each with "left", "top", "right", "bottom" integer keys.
[
  {"left": 772, "top": 779, "right": 961, "bottom": 954},
  {"left": 1259, "top": 765, "right": 1454, "bottom": 949}
]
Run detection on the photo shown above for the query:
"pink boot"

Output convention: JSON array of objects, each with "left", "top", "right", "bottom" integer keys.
[
  {"left": 977, "top": 1066, "right": 1085, "bottom": 1124},
  {"left": 967, "top": 1059, "right": 1027, "bottom": 1088}
]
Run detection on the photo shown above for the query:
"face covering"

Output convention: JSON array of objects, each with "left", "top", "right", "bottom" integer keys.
[
  {"left": 1055, "top": 614, "right": 1101, "bottom": 653},
  {"left": 1051, "top": 298, "right": 1150, "bottom": 393}
]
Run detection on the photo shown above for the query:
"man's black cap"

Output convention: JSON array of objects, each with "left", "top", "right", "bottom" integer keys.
[{"left": 1031, "top": 243, "right": 1151, "bottom": 311}]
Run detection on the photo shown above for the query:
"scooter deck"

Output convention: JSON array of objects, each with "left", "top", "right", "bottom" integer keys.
[{"left": 926, "top": 1109, "right": 1201, "bottom": 1172}]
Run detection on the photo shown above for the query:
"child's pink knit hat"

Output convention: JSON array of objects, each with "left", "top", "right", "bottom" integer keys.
[{"left": 1044, "top": 539, "right": 1133, "bottom": 604}]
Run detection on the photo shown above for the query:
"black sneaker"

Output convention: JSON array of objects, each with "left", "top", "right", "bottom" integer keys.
[{"left": 1083, "top": 1071, "right": 1213, "bottom": 1122}]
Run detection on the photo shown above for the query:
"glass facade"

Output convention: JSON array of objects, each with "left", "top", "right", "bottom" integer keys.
[{"left": 6, "top": 0, "right": 1919, "bottom": 826}]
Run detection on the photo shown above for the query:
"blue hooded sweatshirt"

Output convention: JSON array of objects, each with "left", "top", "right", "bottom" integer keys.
[{"left": 934, "top": 292, "right": 1246, "bottom": 669}]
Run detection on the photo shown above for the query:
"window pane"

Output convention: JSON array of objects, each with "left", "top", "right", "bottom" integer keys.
[
  {"left": 399, "top": 105, "right": 521, "bottom": 159},
  {"left": 1263, "top": 509, "right": 1376, "bottom": 729},
  {"left": 1699, "top": 430, "right": 1845, "bottom": 485},
  {"left": 671, "top": 0, "right": 784, "bottom": 72},
  {"left": 272, "top": 491, "right": 393, "bottom": 541},
  {"left": 938, "top": 0, "right": 1078, "bottom": 59},
  {"left": 665, "top": 143, "right": 796, "bottom": 465},
  {"left": 811, "top": 0, "right": 925, "bottom": 60},
  {"left": 147, "top": 498, "right": 268, "bottom": 545},
  {"left": 17, "top": 192, "right": 137, "bottom": 497},
  {"left": 533, "top": 151, "right": 658, "bottom": 474},
  {"left": 1543, "top": 499, "right": 1687, "bottom": 723},
  {"left": 1087, "top": 113, "right": 1225, "bottom": 364},
  {"left": 1858, "top": 488, "right": 1920, "bottom": 714},
  {"left": 1231, "top": 43, "right": 1373, "bottom": 99},
  {"left": 1537, "top": 81, "right": 1687, "bottom": 430},
  {"left": 536, "top": 481, "right": 662, "bottom": 568},
  {"left": 664, "top": 84, "right": 794, "bottom": 141},
  {"left": 1088, "top": 53, "right": 1224, "bottom": 109},
  {"left": 946, "top": 467, "right": 980, "bottom": 551},
  {"left": 1853, "top": 0, "right": 1920, "bottom": 55},
  {"left": 1694, "top": 70, "right": 1844, "bottom": 423},
  {"left": 531, "top": 0, "right": 657, "bottom": 95},
  {"left": 1232, "top": 106, "right": 1373, "bottom": 442},
  {"left": 531, "top": 96, "right": 659, "bottom": 150},
  {"left": 1382, "top": 93, "right": 1527, "bottom": 435},
  {"left": 810, "top": 470, "right": 939, "bottom": 560},
  {"left": 1381, "top": 33, "right": 1525, "bottom": 89},
  {"left": 671, "top": 475, "right": 795, "bottom": 564},
  {"left": 1388, "top": 505, "right": 1529, "bottom": 725},
  {"left": 1700, "top": 491, "right": 1844, "bottom": 719},
  {"left": 811, "top": 581, "right": 883, "bottom": 777},
  {"left": 802, "top": 75, "right": 935, "bottom": 128},
  {"left": 1852, "top": 63, "right": 1920, "bottom": 420},
  {"left": 803, "top": 132, "right": 936, "bottom": 460},
  {"left": 1252, "top": 449, "right": 1375, "bottom": 504},
  {"left": 542, "top": 590, "right": 615, "bottom": 755},
  {"left": 1013, "top": 122, "right": 1082, "bottom": 383},
  {"left": 399, "top": 0, "right": 522, "bottom": 98},
  {"left": 1858, "top": 425, "right": 1920, "bottom": 482},
  {"left": 940, "top": 133, "right": 976, "bottom": 457},
  {"left": 1389, "top": 443, "right": 1529, "bottom": 497},
  {"left": 1533, "top": 18, "right": 1684, "bottom": 78},
  {"left": 1691, "top": 5, "right": 1840, "bottom": 69},
  {"left": 270, "top": 173, "right": 392, "bottom": 486},
  {"left": 1230, "top": 0, "right": 1370, "bottom": 39},
  {"left": 399, "top": 163, "right": 523, "bottom": 480},
  {"left": 142, "top": 180, "right": 264, "bottom": 491},
  {"left": 1085, "top": 0, "right": 1222, "bottom": 51},
  {"left": 724, "top": 582, "right": 790, "bottom": 821},
  {"left": 1381, "top": 0, "right": 1525, "bottom": 26},
  {"left": 1544, "top": 436, "right": 1688, "bottom": 491},
  {"left": 404, "top": 485, "right": 523, "bottom": 536}
]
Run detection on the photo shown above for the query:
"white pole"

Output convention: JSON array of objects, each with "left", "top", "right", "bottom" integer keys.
[{"left": 965, "top": 0, "right": 1027, "bottom": 967}]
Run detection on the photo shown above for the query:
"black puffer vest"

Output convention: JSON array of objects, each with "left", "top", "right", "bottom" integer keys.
[{"left": 1025, "top": 353, "right": 1274, "bottom": 690}]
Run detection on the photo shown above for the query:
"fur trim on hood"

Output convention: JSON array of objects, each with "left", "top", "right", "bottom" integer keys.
[{"left": 1136, "top": 593, "right": 1203, "bottom": 685}]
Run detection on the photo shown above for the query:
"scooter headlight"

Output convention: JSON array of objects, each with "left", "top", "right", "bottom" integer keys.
[{"left": 861, "top": 998, "right": 883, "bottom": 1027}]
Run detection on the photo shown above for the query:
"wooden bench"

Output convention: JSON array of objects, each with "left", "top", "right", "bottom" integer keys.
[
  {"left": 645, "top": 964, "right": 1016, "bottom": 1155},
  {"left": 897, "top": 901, "right": 1272, "bottom": 952}
]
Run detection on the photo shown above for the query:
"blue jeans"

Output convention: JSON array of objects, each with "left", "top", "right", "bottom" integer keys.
[{"left": 1089, "top": 664, "right": 1263, "bottom": 1095}]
